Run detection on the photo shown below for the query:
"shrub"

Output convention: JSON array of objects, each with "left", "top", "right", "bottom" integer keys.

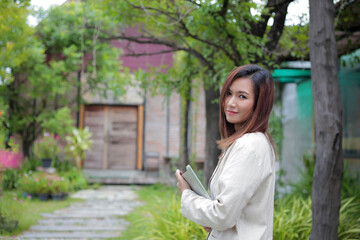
[
  {"left": 60, "top": 168, "right": 88, "bottom": 191},
  {"left": 0, "top": 193, "right": 22, "bottom": 234},
  {"left": 21, "top": 156, "right": 41, "bottom": 172},
  {"left": 273, "top": 195, "right": 312, "bottom": 239},
  {"left": 338, "top": 197, "right": 360, "bottom": 239},
  {"left": 33, "top": 132, "right": 60, "bottom": 160},
  {"left": 2, "top": 168, "right": 20, "bottom": 191},
  {"left": 121, "top": 185, "right": 207, "bottom": 240},
  {"left": 274, "top": 195, "right": 360, "bottom": 240},
  {"left": 18, "top": 172, "right": 71, "bottom": 195},
  {"left": 290, "top": 153, "right": 360, "bottom": 198}
]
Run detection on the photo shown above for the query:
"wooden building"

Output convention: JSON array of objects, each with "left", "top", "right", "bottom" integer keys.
[{"left": 80, "top": 28, "right": 206, "bottom": 176}]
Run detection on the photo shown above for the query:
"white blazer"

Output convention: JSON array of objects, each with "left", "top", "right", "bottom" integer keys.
[{"left": 181, "top": 132, "right": 276, "bottom": 240}]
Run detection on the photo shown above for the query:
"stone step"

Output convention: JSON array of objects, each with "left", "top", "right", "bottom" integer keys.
[
  {"left": 20, "top": 231, "right": 122, "bottom": 239},
  {"left": 41, "top": 211, "right": 128, "bottom": 218},
  {"left": 37, "top": 218, "right": 127, "bottom": 226},
  {"left": 29, "top": 224, "right": 126, "bottom": 231},
  {"left": 66, "top": 203, "right": 141, "bottom": 209}
]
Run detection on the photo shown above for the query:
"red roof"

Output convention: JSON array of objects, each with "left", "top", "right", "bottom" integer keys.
[{"left": 113, "top": 28, "right": 174, "bottom": 73}]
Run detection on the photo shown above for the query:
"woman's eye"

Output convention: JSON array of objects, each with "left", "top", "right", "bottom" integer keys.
[
  {"left": 226, "top": 91, "right": 231, "bottom": 96},
  {"left": 239, "top": 95, "right": 246, "bottom": 99}
]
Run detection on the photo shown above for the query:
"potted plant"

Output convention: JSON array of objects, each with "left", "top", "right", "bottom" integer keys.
[
  {"left": 33, "top": 132, "right": 60, "bottom": 168},
  {"left": 51, "top": 178, "right": 69, "bottom": 200},
  {"left": 65, "top": 127, "right": 92, "bottom": 168},
  {"left": 17, "top": 173, "right": 37, "bottom": 198},
  {"left": 18, "top": 172, "right": 52, "bottom": 200},
  {"left": 36, "top": 178, "right": 52, "bottom": 201}
]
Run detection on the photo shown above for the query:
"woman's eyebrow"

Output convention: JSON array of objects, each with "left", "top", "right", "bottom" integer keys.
[{"left": 229, "top": 89, "right": 250, "bottom": 95}]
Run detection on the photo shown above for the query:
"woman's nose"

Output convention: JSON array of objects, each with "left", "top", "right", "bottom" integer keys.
[{"left": 228, "top": 96, "right": 236, "bottom": 106}]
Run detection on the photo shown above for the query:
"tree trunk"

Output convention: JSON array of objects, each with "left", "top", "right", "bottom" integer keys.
[
  {"left": 309, "top": 0, "right": 343, "bottom": 239},
  {"left": 179, "top": 95, "right": 191, "bottom": 170},
  {"left": 204, "top": 84, "right": 221, "bottom": 186}
]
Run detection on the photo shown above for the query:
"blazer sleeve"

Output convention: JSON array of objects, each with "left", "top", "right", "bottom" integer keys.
[{"left": 180, "top": 139, "right": 267, "bottom": 231}]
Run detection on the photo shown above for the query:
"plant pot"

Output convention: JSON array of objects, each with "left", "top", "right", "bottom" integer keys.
[
  {"left": 38, "top": 193, "right": 50, "bottom": 201},
  {"left": 51, "top": 193, "right": 64, "bottom": 201},
  {"left": 41, "top": 158, "right": 52, "bottom": 168},
  {"left": 0, "top": 219, "right": 18, "bottom": 232}
]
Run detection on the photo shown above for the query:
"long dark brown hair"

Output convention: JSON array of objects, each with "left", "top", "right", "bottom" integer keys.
[{"left": 217, "top": 64, "right": 276, "bottom": 154}]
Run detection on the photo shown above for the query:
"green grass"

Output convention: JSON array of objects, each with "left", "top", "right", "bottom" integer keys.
[
  {"left": 117, "top": 184, "right": 360, "bottom": 240},
  {"left": 118, "top": 184, "right": 207, "bottom": 240},
  {"left": 0, "top": 190, "right": 83, "bottom": 236}
]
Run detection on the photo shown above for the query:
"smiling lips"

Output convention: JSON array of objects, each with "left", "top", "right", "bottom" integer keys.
[{"left": 227, "top": 110, "right": 238, "bottom": 115}]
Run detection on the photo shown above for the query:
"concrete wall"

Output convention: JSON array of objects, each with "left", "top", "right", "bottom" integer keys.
[{"left": 144, "top": 87, "right": 206, "bottom": 167}]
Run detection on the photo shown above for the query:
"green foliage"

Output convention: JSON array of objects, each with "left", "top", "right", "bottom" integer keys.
[
  {"left": 59, "top": 168, "right": 88, "bottom": 191},
  {"left": 1, "top": 168, "right": 20, "bottom": 191},
  {"left": 277, "top": 24, "right": 309, "bottom": 61},
  {"left": 122, "top": 184, "right": 360, "bottom": 240},
  {"left": 99, "top": 0, "right": 290, "bottom": 92},
  {"left": 0, "top": 193, "right": 22, "bottom": 234},
  {"left": 338, "top": 197, "right": 360, "bottom": 239},
  {"left": 268, "top": 102, "right": 283, "bottom": 157},
  {"left": 33, "top": 132, "right": 60, "bottom": 160},
  {"left": 1, "top": 1, "right": 130, "bottom": 157},
  {"left": 21, "top": 156, "right": 41, "bottom": 172},
  {"left": 53, "top": 159, "right": 74, "bottom": 173},
  {"left": 37, "top": 1, "right": 129, "bottom": 99},
  {"left": 120, "top": 185, "right": 207, "bottom": 240},
  {"left": 274, "top": 195, "right": 360, "bottom": 240},
  {"left": 290, "top": 154, "right": 360, "bottom": 199},
  {"left": 39, "top": 107, "right": 74, "bottom": 139},
  {"left": 0, "top": 0, "right": 32, "bottom": 83},
  {"left": 65, "top": 127, "right": 93, "bottom": 167},
  {"left": 0, "top": 190, "right": 82, "bottom": 236},
  {"left": 17, "top": 172, "right": 71, "bottom": 195},
  {"left": 273, "top": 195, "right": 312, "bottom": 239}
]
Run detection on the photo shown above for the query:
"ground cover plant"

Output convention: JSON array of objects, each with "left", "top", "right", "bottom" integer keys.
[
  {"left": 0, "top": 191, "right": 83, "bottom": 236},
  {"left": 120, "top": 183, "right": 360, "bottom": 240},
  {"left": 119, "top": 184, "right": 207, "bottom": 240}
]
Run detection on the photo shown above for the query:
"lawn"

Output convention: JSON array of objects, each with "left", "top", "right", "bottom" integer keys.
[
  {"left": 118, "top": 184, "right": 360, "bottom": 240},
  {"left": 0, "top": 190, "right": 83, "bottom": 237},
  {"left": 118, "top": 184, "right": 207, "bottom": 240}
]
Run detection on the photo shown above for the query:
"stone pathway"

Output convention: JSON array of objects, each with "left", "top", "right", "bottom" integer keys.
[{"left": 18, "top": 185, "right": 142, "bottom": 240}]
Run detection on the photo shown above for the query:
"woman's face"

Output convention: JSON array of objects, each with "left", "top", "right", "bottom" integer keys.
[{"left": 224, "top": 77, "right": 255, "bottom": 131}]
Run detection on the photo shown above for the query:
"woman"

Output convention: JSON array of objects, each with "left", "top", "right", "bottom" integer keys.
[{"left": 175, "top": 64, "right": 276, "bottom": 239}]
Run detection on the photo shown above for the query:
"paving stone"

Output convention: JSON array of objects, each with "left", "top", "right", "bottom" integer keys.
[
  {"left": 29, "top": 225, "right": 126, "bottom": 231},
  {"left": 19, "top": 231, "right": 122, "bottom": 239},
  {"left": 36, "top": 218, "right": 127, "bottom": 226},
  {"left": 17, "top": 186, "right": 142, "bottom": 240}
]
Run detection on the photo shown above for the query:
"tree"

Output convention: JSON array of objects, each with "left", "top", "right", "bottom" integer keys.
[
  {"left": 309, "top": 0, "right": 343, "bottom": 239},
  {"left": 96, "top": 0, "right": 297, "bottom": 183},
  {"left": 1, "top": 1, "right": 129, "bottom": 157}
]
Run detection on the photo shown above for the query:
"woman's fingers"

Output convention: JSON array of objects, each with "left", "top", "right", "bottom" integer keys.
[
  {"left": 175, "top": 169, "right": 190, "bottom": 192},
  {"left": 203, "top": 226, "right": 212, "bottom": 232}
]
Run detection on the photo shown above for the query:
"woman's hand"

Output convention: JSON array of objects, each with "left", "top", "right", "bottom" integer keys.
[
  {"left": 203, "top": 226, "right": 212, "bottom": 232},
  {"left": 175, "top": 169, "right": 190, "bottom": 193}
]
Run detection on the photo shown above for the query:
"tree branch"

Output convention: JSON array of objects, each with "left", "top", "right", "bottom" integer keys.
[
  {"left": 97, "top": 28, "right": 215, "bottom": 72},
  {"left": 124, "top": 0, "right": 179, "bottom": 22},
  {"left": 185, "top": 0, "right": 201, "bottom": 7},
  {"left": 250, "top": 0, "right": 295, "bottom": 38},
  {"left": 220, "top": 0, "right": 229, "bottom": 18},
  {"left": 177, "top": 19, "right": 240, "bottom": 65},
  {"left": 125, "top": 49, "right": 178, "bottom": 57},
  {"left": 265, "top": 1, "right": 291, "bottom": 52}
]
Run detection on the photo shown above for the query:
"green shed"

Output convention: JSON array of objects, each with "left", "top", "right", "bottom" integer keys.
[{"left": 272, "top": 54, "right": 360, "bottom": 184}]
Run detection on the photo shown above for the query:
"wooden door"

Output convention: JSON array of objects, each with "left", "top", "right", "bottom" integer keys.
[
  {"left": 84, "top": 105, "right": 138, "bottom": 170},
  {"left": 83, "top": 105, "right": 105, "bottom": 169},
  {"left": 107, "top": 106, "right": 137, "bottom": 169}
]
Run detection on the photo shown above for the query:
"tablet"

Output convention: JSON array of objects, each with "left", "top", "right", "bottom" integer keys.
[{"left": 182, "top": 165, "right": 210, "bottom": 199}]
